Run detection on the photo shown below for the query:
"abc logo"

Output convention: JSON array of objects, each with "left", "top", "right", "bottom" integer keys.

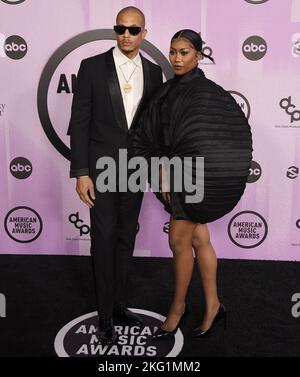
[
  {"left": 248, "top": 161, "right": 261, "bottom": 183},
  {"left": 4, "top": 35, "right": 27, "bottom": 59},
  {"left": 242, "top": 36, "right": 267, "bottom": 61},
  {"left": 10, "top": 157, "right": 32, "bottom": 179}
]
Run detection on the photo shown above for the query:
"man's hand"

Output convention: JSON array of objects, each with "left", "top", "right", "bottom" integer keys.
[{"left": 76, "top": 176, "right": 96, "bottom": 208}]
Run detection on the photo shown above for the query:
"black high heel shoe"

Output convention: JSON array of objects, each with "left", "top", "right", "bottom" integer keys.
[
  {"left": 191, "top": 303, "right": 227, "bottom": 338},
  {"left": 151, "top": 306, "right": 188, "bottom": 339}
]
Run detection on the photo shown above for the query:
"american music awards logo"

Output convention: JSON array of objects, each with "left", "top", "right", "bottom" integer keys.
[
  {"left": 228, "top": 211, "right": 268, "bottom": 248},
  {"left": 54, "top": 309, "right": 184, "bottom": 357},
  {"left": 4, "top": 206, "right": 43, "bottom": 243}
]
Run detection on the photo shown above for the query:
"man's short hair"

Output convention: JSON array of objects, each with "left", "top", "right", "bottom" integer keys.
[{"left": 116, "top": 6, "right": 145, "bottom": 28}]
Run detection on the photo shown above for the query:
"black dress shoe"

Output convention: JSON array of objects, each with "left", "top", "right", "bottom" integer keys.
[
  {"left": 151, "top": 307, "right": 188, "bottom": 340},
  {"left": 192, "top": 303, "right": 227, "bottom": 338},
  {"left": 113, "top": 307, "right": 143, "bottom": 326},
  {"left": 98, "top": 319, "right": 117, "bottom": 346}
]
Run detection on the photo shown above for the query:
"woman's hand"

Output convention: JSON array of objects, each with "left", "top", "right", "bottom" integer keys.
[
  {"left": 161, "top": 190, "right": 171, "bottom": 203},
  {"left": 159, "top": 165, "right": 171, "bottom": 203}
]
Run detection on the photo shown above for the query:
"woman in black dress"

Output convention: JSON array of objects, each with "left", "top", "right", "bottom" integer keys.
[{"left": 131, "top": 29, "right": 252, "bottom": 338}]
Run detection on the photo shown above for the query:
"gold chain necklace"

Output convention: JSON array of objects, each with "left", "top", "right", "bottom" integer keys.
[{"left": 120, "top": 62, "right": 137, "bottom": 94}]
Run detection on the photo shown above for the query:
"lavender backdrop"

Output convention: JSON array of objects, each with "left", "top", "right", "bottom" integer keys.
[{"left": 0, "top": 0, "right": 299, "bottom": 260}]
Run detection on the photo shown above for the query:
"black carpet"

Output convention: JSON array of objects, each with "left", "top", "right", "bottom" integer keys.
[{"left": 0, "top": 255, "right": 300, "bottom": 357}]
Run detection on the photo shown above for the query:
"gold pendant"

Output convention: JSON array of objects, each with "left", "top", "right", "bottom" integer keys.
[{"left": 123, "top": 83, "right": 132, "bottom": 93}]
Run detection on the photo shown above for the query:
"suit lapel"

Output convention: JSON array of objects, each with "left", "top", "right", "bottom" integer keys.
[
  {"left": 131, "top": 54, "right": 150, "bottom": 128},
  {"left": 105, "top": 48, "right": 128, "bottom": 131}
]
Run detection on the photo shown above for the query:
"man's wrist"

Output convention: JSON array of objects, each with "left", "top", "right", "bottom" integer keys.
[{"left": 70, "top": 168, "right": 89, "bottom": 178}]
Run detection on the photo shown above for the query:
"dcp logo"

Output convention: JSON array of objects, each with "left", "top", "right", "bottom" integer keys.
[
  {"left": 4, "top": 35, "right": 27, "bottom": 59},
  {"left": 242, "top": 36, "right": 267, "bottom": 61},
  {"left": 280, "top": 97, "right": 300, "bottom": 123},
  {"left": 1, "top": 0, "right": 26, "bottom": 4},
  {"left": 69, "top": 212, "right": 90, "bottom": 236},
  {"left": 248, "top": 160, "right": 261, "bottom": 183},
  {"left": 200, "top": 36, "right": 214, "bottom": 65},
  {"left": 10, "top": 157, "right": 32, "bottom": 179}
]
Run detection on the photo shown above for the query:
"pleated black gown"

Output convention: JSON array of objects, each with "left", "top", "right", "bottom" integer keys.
[{"left": 130, "top": 67, "right": 253, "bottom": 223}]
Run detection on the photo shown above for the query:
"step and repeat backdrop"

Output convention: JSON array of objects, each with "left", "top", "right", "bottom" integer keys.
[{"left": 0, "top": 0, "right": 299, "bottom": 260}]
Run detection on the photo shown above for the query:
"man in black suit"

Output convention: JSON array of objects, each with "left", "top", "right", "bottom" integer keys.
[{"left": 68, "top": 6, "right": 163, "bottom": 345}]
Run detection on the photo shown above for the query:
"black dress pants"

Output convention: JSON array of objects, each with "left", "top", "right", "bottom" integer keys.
[{"left": 90, "top": 187, "right": 143, "bottom": 322}]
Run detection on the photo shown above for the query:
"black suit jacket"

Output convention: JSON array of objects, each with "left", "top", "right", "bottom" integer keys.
[{"left": 68, "top": 47, "right": 163, "bottom": 178}]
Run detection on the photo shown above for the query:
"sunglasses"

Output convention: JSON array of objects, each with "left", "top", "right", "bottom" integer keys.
[{"left": 114, "top": 25, "right": 142, "bottom": 36}]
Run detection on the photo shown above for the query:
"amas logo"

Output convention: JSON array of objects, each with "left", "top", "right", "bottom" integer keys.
[
  {"left": 242, "top": 36, "right": 267, "bottom": 61},
  {"left": 57, "top": 74, "right": 77, "bottom": 94},
  {"left": 55, "top": 309, "right": 184, "bottom": 357},
  {"left": 4, "top": 206, "right": 43, "bottom": 243},
  {"left": 228, "top": 91, "right": 251, "bottom": 120},
  {"left": 228, "top": 211, "right": 268, "bottom": 248}
]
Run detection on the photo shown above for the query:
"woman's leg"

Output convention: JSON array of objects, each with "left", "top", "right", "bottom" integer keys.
[
  {"left": 161, "top": 218, "right": 196, "bottom": 331},
  {"left": 192, "top": 223, "right": 220, "bottom": 330}
]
